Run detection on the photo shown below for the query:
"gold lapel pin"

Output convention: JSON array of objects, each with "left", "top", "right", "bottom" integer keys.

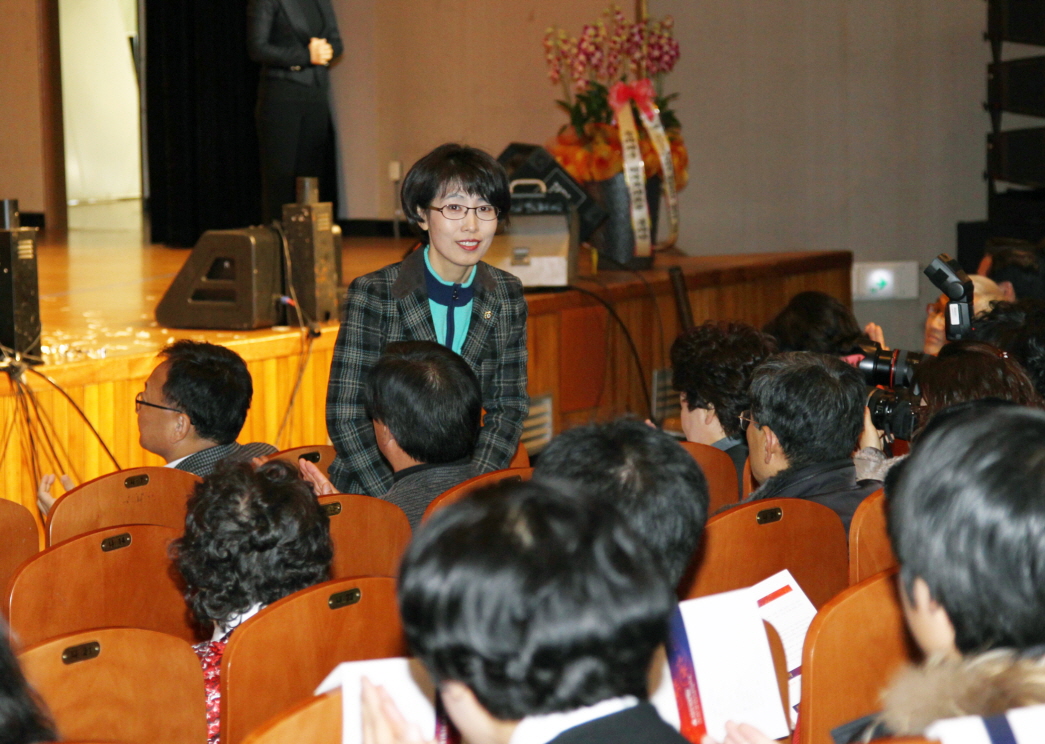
[{"left": 483, "top": 310, "right": 493, "bottom": 320}]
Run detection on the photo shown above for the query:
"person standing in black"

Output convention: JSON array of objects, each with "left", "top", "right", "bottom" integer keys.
[{"left": 247, "top": 0, "right": 342, "bottom": 223}]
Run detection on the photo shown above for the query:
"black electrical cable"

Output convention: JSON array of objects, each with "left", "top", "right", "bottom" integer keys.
[
  {"left": 569, "top": 284, "right": 655, "bottom": 422},
  {"left": 22, "top": 378, "right": 82, "bottom": 483},
  {"left": 23, "top": 366, "right": 121, "bottom": 470},
  {"left": 19, "top": 378, "right": 68, "bottom": 481}
]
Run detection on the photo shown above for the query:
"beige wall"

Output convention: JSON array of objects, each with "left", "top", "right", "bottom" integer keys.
[
  {"left": 0, "top": 0, "right": 49, "bottom": 213},
  {"left": 331, "top": 0, "right": 609, "bottom": 221},
  {"left": 331, "top": 0, "right": 989, "bottom": 348}
]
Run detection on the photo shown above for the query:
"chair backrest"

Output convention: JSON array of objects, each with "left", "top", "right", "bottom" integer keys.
[
  {"left": 317, "top": 494, "right": 411, "bottom": 579},
  {"left": 19, "top": 627, "right": 207, "bottom": 744},
  {"left": 848, "top": 489, "right": 897, "bottom": 585},
  {"left": 269, "top": 445, "right": 337, "bottom": 476},
  {"left": 7, "top": 524, "right": 198, "bottom": 647},
  {"left": 742, "top": 458, "right": 756, "bottom": 498},
  {"left": 509, "top": 440, "right": 530, "bottom": 468},
  {"left": 221, "top": 576, "right": 407, "bottom": 744},
  {"left": 678, "top": 441, "right": 740, "bottom": 513},
  {"left": 47, "top": 466, "right": 201, "bottom": 546},
  {"left": 0, "top": 499, "right": 39, "bottom": 601},
  {"left": 421, "top": 467, "right": 534, "bottom": 523},
  {"left": 240, "top": 690, "right": 341, "bottom": 744},
  {"left": 798, "top": 569, "right": 919, "bottom": 744},
  {"left": 679, "top": 498, "right": 849, "bottom": 609}
]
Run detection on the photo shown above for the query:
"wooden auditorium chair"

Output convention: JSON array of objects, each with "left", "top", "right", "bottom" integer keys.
[
  {"left": 7, "top": 524, "right": 198, "bottom": 647},
  {"left": 741, "top": 458, "right": 757, "bottom": 498},
  {"left": 678, "top": 441, "right": 741, "bottom": 513},
  {"left": 0, "top": 499, "right": 39, "bottom": 597},
  {"left": 46, "top": 466, "right": 201, "bottom": 546},
  {"left": 268, "top": 444, "right": 337, "bottom": 476},
  {"left": 509, "top": 440, "right": 530, "bottom": 468},
  {"left": 679, "top": 498, "right": 849, "bottom": 609},
  {"left": 848, "top": 489, "right": 897, "bottom": 585},
  {"left": 19, "top": 627, "right": 207, "bottom": 744},
  {"left": 220, "top": 576, "right": 407, "bottom": 744},
  {"left": 240, "top": 690, "right": 341, "bottom": 744},
  {"left": 421, "top": 467, "right": 534, "bottom": 522},
  {"left": 317, "top": 493, "right": 411, "bottom": 579},
  {"left": 798, "top": 569, "right": 919, "bottom": 744}
]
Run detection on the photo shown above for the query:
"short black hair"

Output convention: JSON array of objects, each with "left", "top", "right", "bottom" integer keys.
[
  {"left": 969, "top": 299, "right": 1045, "bottom": 398},
  {"left": 398, "top": 480, "right": 674, "bottom": 720},
  {"left": 364, "top": 341, "right": 482, "bottom": 464},
  {"left": 888, "top": 406, "right": 1045, "bottom": 653},
  {"left": 748, "top": 352, "right": 865, "bottom": 469},
  {"left": 0, "top": 630, "right": 56, "bottom": 743},
  {"left": 532, "top": 419, "right": 708, "bottom": 587},
  {"left": 160, "top": 340, "right": 254, "bottom": 445},
  {"left": 763, "top": 291, "right": 865, "bottom": 355},
  {"left": 400, "top": 143, "right": 511, "bottom": 243},
  {"left": 671, "top": 321, "right": 777, "bottom": 438},
  {"left": 173, "top": 460, "right": 332, "bottom": 627},
  {"left": 912, "top": 340, "right": 1042, "bottom": 425},
  {"left": 987, "top": 246, "right": 1045, "bottom": 301}
]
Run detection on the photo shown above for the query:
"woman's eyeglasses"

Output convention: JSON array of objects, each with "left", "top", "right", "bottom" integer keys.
[{"left": 429, "top": 204, "right": 499, "bottom": 221}]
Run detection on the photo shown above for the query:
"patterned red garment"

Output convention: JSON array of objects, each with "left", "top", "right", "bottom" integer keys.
[{"left": 194, "top": 634, "right": 231, "bottom": 744}]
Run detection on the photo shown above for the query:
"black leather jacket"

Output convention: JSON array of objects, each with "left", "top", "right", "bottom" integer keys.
[{"left": 247, "top": 0, "right": 343, "bottom": 88}]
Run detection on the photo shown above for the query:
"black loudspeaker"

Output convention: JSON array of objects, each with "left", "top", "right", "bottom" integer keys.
[
  {"left": 988, "top": 0, "right": 1045, "bottom": 47},
  {"left": 0, "top": 200, "right": 42, "bottom": 361},
  {"left": 155, "top": 226, "right": 283, "bottom": 330},
  {"left": 989, "top": 57, "right": 1045, "bottom": 117},
  {"left": 282, "top": 200, "right": 339, "bottom": 324},
  {"left": 989, "top": 127, "right": 1045, "bottom": 188}
]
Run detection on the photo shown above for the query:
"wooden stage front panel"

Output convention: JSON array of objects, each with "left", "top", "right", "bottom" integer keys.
[{"left": 1, "top": 238, "right": 851, "bottom": 514}]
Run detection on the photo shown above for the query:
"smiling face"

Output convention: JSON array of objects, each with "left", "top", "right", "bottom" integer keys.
[{"left": 417, "top": 186, "right": 499, "bottom": 284}]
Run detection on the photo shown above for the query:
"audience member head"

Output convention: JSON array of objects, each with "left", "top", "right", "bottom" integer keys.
[
  {"left": 532, "top": 419, "right": 708, "bottom": 587},
  {"left": 137, "top": 340, "right": 254, "bottom": 461},
  {"left": 670, "top": 321, "right": 776, "bottom": 445},
  {"left": 173, "top": 460, "right": 332, "bottom": 629},
  {"left": 923, "top": 275, "right": 1005, "bottom": 355},
  {"left": 0, "top": 629, "right": 55, "bottom": 744},
  {"left": 969, "top": 299, "right": 1045, "bottom": 398},
  {"left": 888, "top": 406, "right": 1045, "bottom": 656},
  {"left": 398, "top": 480, "right": 674, "bottom": 739},
  {"left": 400, "top": 143, "right": 511, "bottom": 247},
  {"left": 763, "top": 291, "right": 864, "bottom": 355},
  {"left": 987, "top": 245, "right": 1045, "bottom": 302},
  {"left": 912, "top": 340, "right": 1041, "bottom": 426},
  {"left": 364, "top": 341, "right": 482, "bottom": 471},
  {"left": 746, "top": 352, "right": 865, "bottom": 482}
]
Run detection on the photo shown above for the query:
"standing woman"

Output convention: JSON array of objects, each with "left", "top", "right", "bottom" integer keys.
[
  {"left": 247, "top": 0, "right": 342, "bottom": 223},
  {"left": 326, "top": 144, "right": 528, "bottom": 497}
]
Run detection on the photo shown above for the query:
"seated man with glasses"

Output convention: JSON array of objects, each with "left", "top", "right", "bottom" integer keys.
[
  {"left": 38, "top": 340, "right": 276, "bottom": 514},
  {"left": 732, "top": 351, "right": 879, "bottom": 533},
  {"left": 326, "top": 143, "right": 528, "bottom": 498}
]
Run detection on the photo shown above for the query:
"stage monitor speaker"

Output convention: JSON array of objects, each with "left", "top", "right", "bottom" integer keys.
[
  {"left": 988, "top": 0, "right": 1045, "bottom": 47},
  {"left": 155, "top": 226, "right": 283, "bottom": 330},
  {"left": 282, "top": 201, "right": 338, "bottom": 324},
  {"left": 0, "top": 202, "right": 42, "bottom": 361}
]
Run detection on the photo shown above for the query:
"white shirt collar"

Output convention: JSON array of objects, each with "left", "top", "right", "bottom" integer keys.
[
  {"left": 508, "top": 696, "right": 638, "bottom": 744},
  {"left": 212, "top": 603, "right": 263, "bottom": 642},
  {"left": 165, "top": 454, "right": 191, "bottom": 469}
]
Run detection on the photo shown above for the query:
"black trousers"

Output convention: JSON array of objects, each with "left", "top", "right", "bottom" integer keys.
[{"left": 256, "top": 78, "right": 336, "bottom": 223}]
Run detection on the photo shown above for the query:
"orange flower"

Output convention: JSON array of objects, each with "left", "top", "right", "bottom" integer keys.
[
  {"left": 588, "top": 141, "right": 623, "bottom": 181},
  {"left": 639, "top": 135, "right": 661, "bottom": 179}
]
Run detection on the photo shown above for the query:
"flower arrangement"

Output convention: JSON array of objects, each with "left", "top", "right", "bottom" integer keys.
[{"left": 543, "top": 5, "right": 688, "bottom": 190}]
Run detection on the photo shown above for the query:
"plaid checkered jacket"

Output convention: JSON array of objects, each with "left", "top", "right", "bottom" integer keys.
[{"left": 326, "top": 249, "right": 528, "bottom": 496}]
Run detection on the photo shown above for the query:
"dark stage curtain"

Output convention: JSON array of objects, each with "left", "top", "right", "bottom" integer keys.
[{"left": 146, "top": 1, "right": 261, "bottom": 247}]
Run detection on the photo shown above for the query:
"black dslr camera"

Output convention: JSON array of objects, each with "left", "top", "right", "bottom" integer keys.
[{"left": 850, "top": 339, "right": 922, "bottom": 442}]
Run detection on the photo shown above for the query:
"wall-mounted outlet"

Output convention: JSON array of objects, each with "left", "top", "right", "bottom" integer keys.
[
  {"left": 388, "top": 160, "right": 402, "bottom": 182},
  {"left": 852, "top": 261, "right": 919, "bottom": 300}
]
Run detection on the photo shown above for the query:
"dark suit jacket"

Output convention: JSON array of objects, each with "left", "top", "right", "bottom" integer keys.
[
  {"left": 247, "top": 0, "right": 343, "bottom": 89},
  {"left": 548, "top": 703, "right": 689, "bottom": 744},
  {"left": 326, "top": 249, "right": 529, "bottom": 497}
]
